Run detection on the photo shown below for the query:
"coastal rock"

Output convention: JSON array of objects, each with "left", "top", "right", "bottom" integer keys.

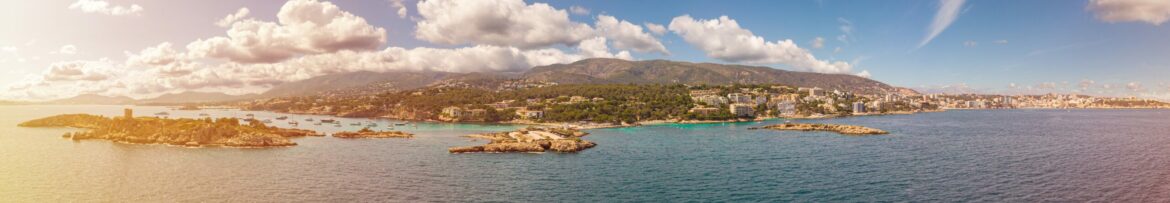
[
  {"left": 450, "top": 127, "right": 596, "bottom": 154},
  {"left": 760, "top": 123, "right": 888, "bottom": 135},
  {"left": 333, "top": 128, "right": 413, "bottom": 138},
  {"left": 448, "top": 146, "right": 485, "bottom": 153}
]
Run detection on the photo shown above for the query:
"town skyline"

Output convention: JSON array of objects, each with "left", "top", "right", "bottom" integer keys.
[{"left": 2, "top": 0, "right": 1169, "bottom": 101}]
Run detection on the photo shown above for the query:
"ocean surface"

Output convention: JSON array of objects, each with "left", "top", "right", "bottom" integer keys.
[{"left": 1, "top": 105, "right": 1168, "bottom": 202}]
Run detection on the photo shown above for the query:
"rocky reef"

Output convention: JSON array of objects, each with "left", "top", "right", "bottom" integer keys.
[
  {"left": 449, "top": 127, "right": 596, "bottom": 153},
  {"left": 753, "top": 123, "right": 889, "bottom": 135},
  {"left": 19, "top": 114, "right": 323, "bottom": 147},
  {"left": 332, "top": 128, "right": 414, "bottom": 138}
]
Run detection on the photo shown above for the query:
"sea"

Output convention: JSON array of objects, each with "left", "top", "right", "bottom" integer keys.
[{"left": 1, "top": 105, "right": 1168, "bottom": 202}]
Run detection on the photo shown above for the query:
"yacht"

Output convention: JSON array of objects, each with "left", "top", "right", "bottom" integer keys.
[{"left": 275, "top": 116, "right": 288, "bottom": 120}]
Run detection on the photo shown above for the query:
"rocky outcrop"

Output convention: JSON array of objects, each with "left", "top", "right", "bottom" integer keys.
[
  {"left": 755, "top": 123, "right": 888, "bottom": 135},
  {"left": 332, "top": 128, "right": 413, "bottom": 138},
  {"left": 449, "top": 127, "right": 596, "bottom": 153},
  {"left": 20, "top": 114, "right": 321, "bottom": 147}
]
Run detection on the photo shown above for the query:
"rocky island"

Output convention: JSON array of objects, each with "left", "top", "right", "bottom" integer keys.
[
  {"left": 449, "top": 127, "right": 596, "bottom": 153},
  {"left": 19, "top": 113, "right": 322, "bottom": 147},
  {"left": 332, "top": 128, "right": 414, "bottom": 138},
  {"left": 753, "top": 123, "right": 889, "bottom": 135}
]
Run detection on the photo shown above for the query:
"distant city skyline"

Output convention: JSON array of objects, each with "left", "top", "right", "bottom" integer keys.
[{"left": 1, "top": 0, "right": 1168, "bottom": 101}]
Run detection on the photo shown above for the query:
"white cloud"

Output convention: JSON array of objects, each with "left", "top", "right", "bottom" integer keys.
[
  {"left": 68, "top": 0, "right": 143, "bottom": 16},
  {"left": 413, "top": 0, "right": 664, "bottom": 55},
  {"left": 42, "top": 59, "right": 120, "bottom": 82},
  {"left": 595, "top": 15, "right": 669, "bottom": 54},
  {"left": 667, "top": 15, "right": 852, "bottom": 74},
  {"left": 963, "top": 40, "right": 977, "bottom": 47},
  {"left": 569, "top": 6, "right": 590, "bottom": 16},
  {"left": 215, "top": 8, "right": 250, "bottom": 27},
  {"left": 577, "top": 37, "right": 633, "bottom": 60},
  {"left": 993, "top": 39, "right": 1008, "bottom": 44},
  {"left": 187, "top": 0, "right": 387, "bottom": 64},
  {"left": 390, "top": 0, "right": 408, "bottom": 18},
  {"left": 644, "top": 23, "right": 667, "bottom": 36},
  {"left": 415, "top": 0, "right": 594, "bottom": 49},
  {"left": 917, "top": 0, "right": 966, "bottom": 49},
  {"left": 56, "top": 45, "right": 78, "bottom": 55},
  {"left": 1087, "top": 0, "right": 1170, "bottom": 25},
  {"left": 855, "top": 70, "right": 871, "bottom": 78},
  {"left": 1, "top": 46, "right": 17, "bottom": 52},
  {"left": 811, "top": 37, "right": 825, "bottom": 49},
  {"left": 1127, "top": 81, "right": 1142, "bottom": 91},
  {"left": 836, "top": 17, "right": 854, "bottom": 44}
]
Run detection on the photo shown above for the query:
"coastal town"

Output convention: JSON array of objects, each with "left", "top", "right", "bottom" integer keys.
[{"left": 237, "top": 82, "right": 1170, "bottom": 129}]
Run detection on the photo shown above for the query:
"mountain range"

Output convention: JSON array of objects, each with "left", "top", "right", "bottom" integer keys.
[{"left": 40, "top": 58, "right": 913, "bottom": 105}]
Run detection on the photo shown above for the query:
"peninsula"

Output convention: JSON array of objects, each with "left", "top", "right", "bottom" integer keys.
[
  {"left": 449, "top": 127, "right": 595, "bottom": 153},
  {"left": 18, "top": 111, "right": 322, "bottom": 147},
  {"left": 753, "top": 123, "right": 889, "bottom": 135}
]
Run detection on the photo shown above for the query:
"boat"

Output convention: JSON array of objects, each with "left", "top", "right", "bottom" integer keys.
[
  {"left": 243, "top": 118, "right": 256, "bottom": 122},
  {"left": 394, "top": 122, "right": 406, "bottom": 126},
  {"left": 321, "top": 119, "right": 336, "bottom": 123},
  {"left": 289, "top": 121, "right": 299, "bottom": 125},
  {"left": 275, "top": 116, "right": 288, "bottom": 120},
  {"left": 350, "top": 123, "right": 361, "bottom": 126},
  {"left": 333, "top": 124, "right": 342, "bottom": 127},
  {"left": 367, "top": 122, "right": 378, "bottom": 127},
  {"left": 313, "top": 122, "right": 322, "bottom": 126},
  {"left": 263, "top": 119, "right": 273, "bottom": 124},
  {"left": 198, "top": 113, "right": 209, "bottom": 116},
  {"left": 245, "top": 114, "right": 254, "bottom": 117},
  {"left": 305, "top": 118, "right": 314, "bottom": 122},
  {"left": 154, "top": 112, "right": 170, "bottom": 116}
]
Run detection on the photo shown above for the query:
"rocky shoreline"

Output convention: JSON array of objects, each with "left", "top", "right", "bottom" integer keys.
[
  {"left": 20, "top": 114, "right": 323, "bottom": 147},
  {"left": 449, "top": 127, "right": 596, "bottom": 153},
  {"left": 332, "top": 128, "right": 414, "bottom": 138},
  {"left": 751, "top": 123, "right": 889, "bottom": 135}
]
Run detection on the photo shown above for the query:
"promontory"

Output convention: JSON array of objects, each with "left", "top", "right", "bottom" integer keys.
[{"left": 753, "top": 123, "right": 889, "bottom": 135}]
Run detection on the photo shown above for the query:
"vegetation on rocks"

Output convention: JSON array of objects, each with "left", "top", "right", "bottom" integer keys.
[
  {"left": 332, "top": 127, "right": 414, "bottom": 138},
  {"left": 19, "top": 114, "right": 322, "bottom": 147},
  {"left": 449, "top": 127, "right": 596, "bottom": 153},
  {"left": 754, "top": 123, "right": 889, "bottom": 135}
]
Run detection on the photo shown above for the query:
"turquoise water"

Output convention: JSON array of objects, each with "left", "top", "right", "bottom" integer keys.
[{"left": 1, "top": 106, "right": 1168, "bottom": 202}]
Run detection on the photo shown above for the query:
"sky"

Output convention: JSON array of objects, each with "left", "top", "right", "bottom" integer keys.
[{"left": 1, "top": 0, "right": 1169, "bottom": 101}]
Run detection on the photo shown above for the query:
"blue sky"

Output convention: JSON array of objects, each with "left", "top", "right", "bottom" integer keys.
[{"left": 1, "top": 0, "right": 1168, "bottom": 100}]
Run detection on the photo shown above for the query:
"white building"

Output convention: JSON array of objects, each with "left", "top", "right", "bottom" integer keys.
[{"left": 730, "top": 104, "right": 755, "bottom": 117}]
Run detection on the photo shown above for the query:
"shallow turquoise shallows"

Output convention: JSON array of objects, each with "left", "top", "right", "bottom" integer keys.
[{"left": 2, "top": 105, "right": 1168, "bottom": 202}]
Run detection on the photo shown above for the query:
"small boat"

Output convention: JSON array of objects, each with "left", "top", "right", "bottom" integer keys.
[
  {"left": 313, "top": 122, "right": 322, "bottom": 126},
  {"left": 289, "top": 121, "right": 299, "bottom": 125},
  {"left": 275, "top": 116, "right": 288, "bottom": 120},
  {"left": 263, "top": 119, "right": 273, "bottom": 124},
  {"left": 243, "top": 118, "right": 256, "bottom": 122},
  {"left": 154, "top": 112, "right": 170, "bottom": 116},
  {"left": 321, "top": 119, "right": 336, "bottom": 123},
  {"left": 333, "top": 124, "right": 342, "bottom": 127},
  {"left": 350, "top": 123, "right": 361, "bottom": 126},
  {"left": 198, "top": 113, "right": 209, "bottom": 116},
  {"left": 367, "top": 122, "right": 378, "bottom": 127},
  {"left": 245, "top": 114, "right": 254, "bottom": 117},
  {"left": 305, "top": 118, "right": 314, "bottom": 122},
  {"left": 394, "top": 122, "right": 406, "bottom": 126},
  {"left": 386, "top": 126, "right": 395, "bottom": 129}
]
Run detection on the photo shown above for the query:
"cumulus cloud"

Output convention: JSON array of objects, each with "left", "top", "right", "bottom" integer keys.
[
  {"left": 918, "top": 0, "right": 966, "bottom": 49},
  {"left": 1087, "top": 0, "right": 1170, "bottom": 25},
  {"left": 57, "top": 45, "right": 78, "bottom": 55},
  {"left": 569, "top": 6, "right": 590, "bottom": 16},
  {"left": 855, "top": 70, "right": 871, "bottom": 78},
  {"left": 595, "top": 15, "right": 669, "bottom": 54},
  {"left": 1127, "top": 81, "right": 1142, "bottom": 91},
  {"left": 811, "top": 37, "right": 825, "bottom": 49},
  {"left": 415, "top": 0, "right": 594, "bottom": 49},
  {"left": 667, "top": 15, "right": 852, "bottom": 74},
  {"left": 215, "top": 8, "right": 250, "bottom": 27},
  {"left": 187, "top": 0, "right": 387, "bottom": 64},
  {"left": 644, "top": 23, "right": 667, "bottom": 35},
  {"left": 68, "top": 0, "right": 143, "bottom": 16},
  {"left": 390, "top": 0, "right": 409, "bottom": 18},
  {"left": 43, "top": 60, "right": 119, "bottom": 82},
  {"left": 413, "top": 0, "right": 665, "bottom": 55}
]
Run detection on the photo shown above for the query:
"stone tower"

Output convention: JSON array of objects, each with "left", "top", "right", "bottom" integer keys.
[{"left": 124, "top": 108, "right": 133, "bottom": 119}]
